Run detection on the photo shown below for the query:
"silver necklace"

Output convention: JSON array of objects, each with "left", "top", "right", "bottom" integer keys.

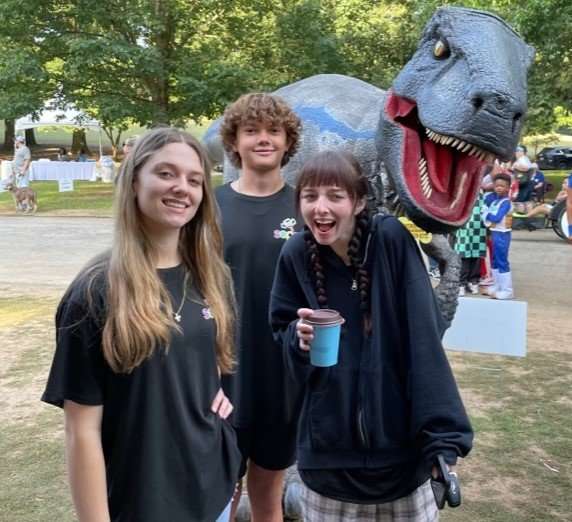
[{"left": 173, "top": 271, "right": 190, "bottom": 323}]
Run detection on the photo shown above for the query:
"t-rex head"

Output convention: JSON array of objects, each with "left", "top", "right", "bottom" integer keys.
[{"left": 377, "top": 7, "right": 535, "bottom": 233}]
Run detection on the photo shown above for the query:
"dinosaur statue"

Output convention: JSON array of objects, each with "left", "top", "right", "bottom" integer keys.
[
  {"left": 204, "top": 6, "right": 534, "bottom": 327},
  {"left": 204, "top": 7, "right": 534, "bottom": 519}
]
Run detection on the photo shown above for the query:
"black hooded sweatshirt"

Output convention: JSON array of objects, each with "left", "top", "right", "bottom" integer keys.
[{"left": 270, "top": 215, "right": 473, "bottom": 503}]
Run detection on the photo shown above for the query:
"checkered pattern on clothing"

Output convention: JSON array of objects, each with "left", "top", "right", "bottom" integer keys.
[
  {"left": 300, "top": 480, "right": 438, "bottom": 521},
  {"left": 454, "top": 196, "right": 486, "bottom": 258}
]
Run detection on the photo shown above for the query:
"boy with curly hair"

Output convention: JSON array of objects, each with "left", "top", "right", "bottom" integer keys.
[{"left": 215, "top": 93, "right": 302, "bottom": 521}]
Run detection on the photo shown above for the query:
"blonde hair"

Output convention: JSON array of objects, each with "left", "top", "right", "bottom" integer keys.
[{"left": 84, "top": 128, "right": 235, "bottom": 374}]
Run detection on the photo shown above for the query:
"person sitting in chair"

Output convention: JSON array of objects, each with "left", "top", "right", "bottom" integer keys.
[{"left": 525, "top": 178, "right": 568, "bottom": 220}]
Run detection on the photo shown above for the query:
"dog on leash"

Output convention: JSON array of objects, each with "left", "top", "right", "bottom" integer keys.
[{"left": 4, "top": 182, "right": 38, "bottom": 213}]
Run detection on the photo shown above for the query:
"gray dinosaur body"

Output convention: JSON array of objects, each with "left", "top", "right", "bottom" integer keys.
[{"left": 204, "top": 7, "right": 533, "bottom": 326}]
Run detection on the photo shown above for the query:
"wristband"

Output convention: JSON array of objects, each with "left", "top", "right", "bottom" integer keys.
[{"left": 568, "top": 224, "right": 572, "bottom": 237}]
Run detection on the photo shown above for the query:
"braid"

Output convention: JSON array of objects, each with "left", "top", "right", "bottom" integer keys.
[
  {"left": 347, "top": 209, "right": 371, "bottom": 317},
  {"left": 304, "top": 227, "right": 328, "bottom": 308}
]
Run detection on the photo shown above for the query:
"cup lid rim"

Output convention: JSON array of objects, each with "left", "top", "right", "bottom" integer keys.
[{"left": 305, "top": 309, "right": 345, "bottom": 326}]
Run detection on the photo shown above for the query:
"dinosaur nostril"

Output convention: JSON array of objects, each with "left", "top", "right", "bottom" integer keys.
[
  {"left": 512, "top": 112, "right": 522, "bottom": 133},
  {"left": 472, "top": 96, "right": 484, "bottom": 111}
]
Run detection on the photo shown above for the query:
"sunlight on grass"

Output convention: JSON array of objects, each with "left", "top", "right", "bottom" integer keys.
[
  {"left": 0, "top": 176, "right": 223, "bottom": 216},
  {"left": 0, "top": 298, "right": 56, "bottom": 329},
  {"left": 441, "top": 351, "right": 572, "bottom": 521}
]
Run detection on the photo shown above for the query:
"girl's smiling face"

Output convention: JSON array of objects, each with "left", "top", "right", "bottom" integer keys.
[
  {"left": 133, "top": 142, "right": 204, "bottom": 240},
  {"left": 300, "top": 184, "right": 365, "bottom": 258}
]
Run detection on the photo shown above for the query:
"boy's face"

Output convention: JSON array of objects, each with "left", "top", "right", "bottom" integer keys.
[
  {"left": 233, "top": 120, "right": 289, "bottom": 174},
  {"left": 494, "top": 179, "right": 510, "bottom": 197}
]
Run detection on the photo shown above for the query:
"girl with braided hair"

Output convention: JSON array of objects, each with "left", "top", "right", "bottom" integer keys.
[{"left": 270, "top": 150, "right": 472, "bottom": 521}]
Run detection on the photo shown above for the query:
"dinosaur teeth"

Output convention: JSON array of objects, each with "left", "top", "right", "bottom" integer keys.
[
  {"left": 425, "top": 128, "right": 494, "bottom": 163},
  {"left": 450, "top": 171, "right": 468, "bottom": 210},
  {"left": 419, "top": 157, "right": 432, "bottom": 199}
]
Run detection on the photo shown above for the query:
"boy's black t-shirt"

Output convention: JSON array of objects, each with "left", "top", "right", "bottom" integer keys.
[
  {"left": 42, "top": 265, "right": 241, "bottom": 522},
  {"left": 215, "top": 183, "right": 300, "bottom": 428}
]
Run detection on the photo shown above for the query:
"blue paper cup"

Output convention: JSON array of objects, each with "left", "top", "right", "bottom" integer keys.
[{"left": 305, "top": 309, "right": 345, "bottom": 367}]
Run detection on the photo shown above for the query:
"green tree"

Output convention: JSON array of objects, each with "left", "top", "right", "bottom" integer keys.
[{"left": 0, "top": 0, "right": 58, "bottom": 148}]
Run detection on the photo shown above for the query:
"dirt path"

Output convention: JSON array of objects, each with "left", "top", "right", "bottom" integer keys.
[
  {"left": 1, "top": 216, "right": 570, "bottom": 521},
  {"left": 1, "top": 215, "right": 569, "bottom": 351}
]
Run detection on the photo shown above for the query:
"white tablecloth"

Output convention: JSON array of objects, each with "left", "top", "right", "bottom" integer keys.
[
  {"left": 29, "top": 161, "right": 96, "bottom": 181},
  {"left": 1, "top": 160, "right": 12, "bottom": 180}
]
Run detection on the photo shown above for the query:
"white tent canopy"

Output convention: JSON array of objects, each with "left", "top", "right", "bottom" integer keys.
[
  {"left": 15, "top": 107, "right": 101, "bottom": 131},
  {"left": 15, "top": 106, "right": 103, "bottom": 158}
]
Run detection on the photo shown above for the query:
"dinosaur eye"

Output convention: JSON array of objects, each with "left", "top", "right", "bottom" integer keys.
[{"left": 434, "top": 40, "right": 449, "bottom": 58}]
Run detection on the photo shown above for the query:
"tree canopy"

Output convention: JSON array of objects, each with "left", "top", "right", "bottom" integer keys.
[{"left": 0, "top": 0, "right": 569, "bottom": 142}]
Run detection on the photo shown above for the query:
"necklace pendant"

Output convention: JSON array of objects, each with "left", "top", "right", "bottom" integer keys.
[
  {"left": 174, "top": 313, "right": 181, "bottom": 323},
  {"left": 351, "top": 279, "right": 358, "bottom": 291}
]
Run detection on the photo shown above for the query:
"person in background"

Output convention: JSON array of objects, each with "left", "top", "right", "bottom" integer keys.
[
  {"left": 479, "top": 164, "right": 498, "bottom": 288},
  {"left": 270, "top": 150, "right": 472, "bottom": 521},
  {"left": 567, "top": 172, "right": 572, "bottom": 242},
  {"left": 530, "top": 163, "right": 546, "bottom": 202},
  {"left": 482, "top": 173, "right": 514, "bottom": 300},
  {"left": 123, "top": 136, "right": 138, "bottom": 158},
  {"left": 41, "top": 128, "right": 241, "bottom": 522},
  {"left": 513, "top": 144, "right": 531, "bottom": 171},
  {"left": 455, "top": 194, "right": 486, "bottom": 296},
  {"left": 76, "top": 147, "right": 88, "bottom": 162},
  {"left": 12, "top": 136, "right": 31, "bottom": 188},
  {"left": 525, "top": 177, "right": 567, "bottom": 220},
  {"left": 216, "top": 93, "right": 302, "bottom": 521},
  {"left": 512, "top": 145, "right": 534, "bottom": 213},
  {"left": 57, "top": 147, "right": 68, "bottom": 161}
]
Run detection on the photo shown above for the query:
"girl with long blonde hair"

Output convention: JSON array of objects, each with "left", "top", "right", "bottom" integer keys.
[{"left": 43, "top": 128, "right": 241, "bottom": 522}]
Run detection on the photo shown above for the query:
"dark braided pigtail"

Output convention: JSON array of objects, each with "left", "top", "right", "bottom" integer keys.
[
  {"left": 347, "top": 209, "right": 372, "bottom": 330},
  {"left": 304, "top": 226, "right": 328, "bottom": 308}
]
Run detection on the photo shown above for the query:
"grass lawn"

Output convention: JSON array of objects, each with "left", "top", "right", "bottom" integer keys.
[
  {"left": 0, "top": 169, "right": 565, "bottom": 218},
  {"left": 0, "top": 181, "right": 114, "bottom": 217},
  {"left": 0, "top": 176, "right": 225, "bottom": 217},
  {"left": 1, "top": 294, "right": 570, "bottom": 521}
]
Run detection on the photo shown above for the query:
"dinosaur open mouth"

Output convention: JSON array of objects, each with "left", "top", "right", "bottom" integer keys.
[{"left": 386, "top": 92, "right": 494, "bottom": 225}]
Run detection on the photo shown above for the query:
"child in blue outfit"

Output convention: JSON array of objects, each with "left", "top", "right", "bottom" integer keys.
[{"left": 482, "top": 172, "right": 514, "bottom": 299}]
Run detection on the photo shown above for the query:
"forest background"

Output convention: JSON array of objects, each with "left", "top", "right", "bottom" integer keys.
[{"left": 0, "top": 0, "right": 571, "bottom": 158}]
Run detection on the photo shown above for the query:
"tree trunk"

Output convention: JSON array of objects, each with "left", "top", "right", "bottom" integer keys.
[
  {"left": 25, "top": 128, "right": 37, "bottom": 146},
  {"left": 71, "top": 128, "right": 90, "bottom": 155},
  {"left": 4, "top": 119, "right": 15, "bottom": 149}
]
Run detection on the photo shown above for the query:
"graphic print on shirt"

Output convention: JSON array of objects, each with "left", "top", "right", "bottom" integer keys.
[
  {"left": 273, "top": 217, "right": 297, "bottom": 240},
  {"left": 202, "top": 307, "right": 214, "bottom": 320}
]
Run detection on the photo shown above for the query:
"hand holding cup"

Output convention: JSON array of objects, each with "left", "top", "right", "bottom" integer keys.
[
  {"left": 296, "top": 308, "right": 315, "bottom": 351},
  {"left": 296, "top": 308, "right": 345, "bottom": 366}
]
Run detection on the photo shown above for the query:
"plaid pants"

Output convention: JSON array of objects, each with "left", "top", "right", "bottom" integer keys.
[{"left": 300, "top": 480, "right": 438, "bottom": 521}]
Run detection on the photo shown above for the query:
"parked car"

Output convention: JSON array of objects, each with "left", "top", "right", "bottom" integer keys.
[{"left": 535, "top": 147, "right": 572, "bottom": 170}]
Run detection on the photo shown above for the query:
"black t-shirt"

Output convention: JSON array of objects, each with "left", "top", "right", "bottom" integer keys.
[
  {"left": 42, "top": 265, "right": 241, "bottom": 522},
  {"left": 215, "top": 183, "right": 301, "bottom": 427}
]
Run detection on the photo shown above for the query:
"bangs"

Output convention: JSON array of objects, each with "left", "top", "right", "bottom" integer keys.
[{"left": 296, "top": 150, "right": 366, "bottom": 207}]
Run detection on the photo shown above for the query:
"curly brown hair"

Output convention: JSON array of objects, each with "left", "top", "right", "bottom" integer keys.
[{"left": 220, "top": 93, "right": 301, "bottom": 168}]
